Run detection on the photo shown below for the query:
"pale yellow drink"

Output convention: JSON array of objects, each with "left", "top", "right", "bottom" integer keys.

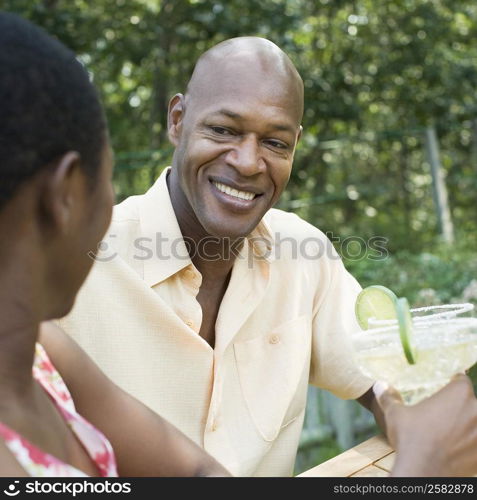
[{"left": 351, "top": 317, "right": 477, "bottom": 405}]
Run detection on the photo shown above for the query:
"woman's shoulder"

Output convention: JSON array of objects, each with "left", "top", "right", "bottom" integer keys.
[
  {"left": 37, "top": 321, "right": 90, "bottom": 407},
  {"left": 0, "top": 437, "right": 29, "bottom": 477}
]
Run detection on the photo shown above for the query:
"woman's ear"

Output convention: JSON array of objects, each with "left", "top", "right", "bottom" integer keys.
[
  {"left": 38, "top": 151, "right": 83, "bottom": 235},
  {"left": 167, "top": 93, "right": 185, "bottom": 147}
]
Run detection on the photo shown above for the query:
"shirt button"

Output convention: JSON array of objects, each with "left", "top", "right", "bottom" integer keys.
[
  {"left": 269, "top": 334, "right": 280, "bottom": 344},
  {"left": 186, "top": 319, "right": 194, "bottom": 328},
  {"left": 210, "top": 416, "right": 221, "bottom": 431},
  {"left": 254, "top": 241, "right": 268, "bottom": 255}
]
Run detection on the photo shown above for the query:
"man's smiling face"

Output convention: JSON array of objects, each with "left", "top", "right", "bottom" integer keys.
[{"left": 167, "top": 41, "right": 303, "bottom": 240}]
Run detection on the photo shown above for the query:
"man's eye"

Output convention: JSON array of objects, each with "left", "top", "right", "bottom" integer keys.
[
  {"left": 266, "top": 139, "right": 287, "bottom": 149},
  {"left": 211, "top": 126, "right": 232, "bottom": 135}
]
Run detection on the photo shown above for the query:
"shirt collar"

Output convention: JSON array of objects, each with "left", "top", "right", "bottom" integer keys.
[
  {"left": 247, "top": 215, "right": 276, "bottom": 263},
  {"left": 139, "top": 167, "right": 191, "bottom": 287},
  {"left": 139, "top": 167, "right": 275, "bottom": 288}
]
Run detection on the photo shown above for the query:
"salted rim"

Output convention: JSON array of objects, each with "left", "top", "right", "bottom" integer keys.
[
  {"left": 367, "top": 302, "right": 474, "bottom": 327},
  {"left": 351, "top": 315, "right": 477, "bottom": 340}
]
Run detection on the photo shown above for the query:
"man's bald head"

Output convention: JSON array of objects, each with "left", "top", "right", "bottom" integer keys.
[
  {"left": 167, "top": 37, "right": 304, "bottom": 240},
  {"left": 185, "top": 37, "right": 304, "bottom": 124}
]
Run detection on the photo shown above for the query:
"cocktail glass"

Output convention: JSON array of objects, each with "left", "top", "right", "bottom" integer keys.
[
  {"left": 367, "top": 302, "right": 474, "bottom": 329},
  {"left": 351, "top": 315, "right": 477, "bottom": 405}
]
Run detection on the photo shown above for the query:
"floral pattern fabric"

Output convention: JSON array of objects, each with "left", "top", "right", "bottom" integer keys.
[{"left": 0, "top": 343, "right": 118, "bottom": 477}]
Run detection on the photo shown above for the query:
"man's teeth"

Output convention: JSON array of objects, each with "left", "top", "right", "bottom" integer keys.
[{"left": 213, "top": 182, "right": 256, "bottom": 201}]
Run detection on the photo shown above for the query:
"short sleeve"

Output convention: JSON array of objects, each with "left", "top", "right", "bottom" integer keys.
[{"left": 309, "top": 253, "right": 374, "bottom": 399}]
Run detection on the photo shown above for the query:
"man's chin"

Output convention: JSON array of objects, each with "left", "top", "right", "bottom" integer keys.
[{"left": 202, "top": 220, "right": 259, "bottom": 240}]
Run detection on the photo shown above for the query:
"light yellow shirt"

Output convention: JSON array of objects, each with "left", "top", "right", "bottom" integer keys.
[{"left": 56, "top": 167, "right": 373, "bottom": 477}]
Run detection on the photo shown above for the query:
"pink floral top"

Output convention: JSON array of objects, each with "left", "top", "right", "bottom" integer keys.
[{"left": 0, "top": 343, "right": 118, "bottom": 477}]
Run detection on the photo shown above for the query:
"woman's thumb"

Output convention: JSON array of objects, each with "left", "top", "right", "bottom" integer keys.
[{"left": 373, "top": 380, "right": 404, "bottom": 412}]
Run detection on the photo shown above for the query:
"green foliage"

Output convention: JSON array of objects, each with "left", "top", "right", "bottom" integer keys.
[
  {"left": 5, "top": 1, "right": 477, "bottom": 253},
  {"left": 345, "top": 239, "right": 477, "bottom": 306}
]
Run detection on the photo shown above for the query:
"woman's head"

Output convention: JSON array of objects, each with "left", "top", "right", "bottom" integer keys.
[
  {"left": 0, "top": 12, "right": 114, "bottom": 319},
  {"left": 0, "top": 12, "right": 108, "bottom": 207}
]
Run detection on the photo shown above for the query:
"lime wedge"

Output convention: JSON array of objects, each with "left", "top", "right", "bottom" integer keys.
[
  {"left": 396, "top": 297, "right": 417, "bottom": 364},
  {"left": 355, "top": 285, "right": 399, "bottom": 330}
]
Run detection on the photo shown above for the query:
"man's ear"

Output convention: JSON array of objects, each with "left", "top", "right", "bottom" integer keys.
[
  {"left": 167, "top": 93, "right": 185, "bottom": 146},
  {"left": 297, "top": 125, "right": 303, "bottom": 144},
  {"left": 39, "top": 151, "right": 83, "bottom": 235}
]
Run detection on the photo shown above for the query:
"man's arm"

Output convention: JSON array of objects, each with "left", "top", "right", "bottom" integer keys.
[
  {"left": 39, "top": 322, "right": 231, "bottom": 477},
  {"left": 357, "top": 387, "right": 387, "bottom": 435}
]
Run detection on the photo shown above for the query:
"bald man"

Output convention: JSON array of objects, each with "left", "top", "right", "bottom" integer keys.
[{"left": 56, "top": 37, "right": 381, "bottom": 476}]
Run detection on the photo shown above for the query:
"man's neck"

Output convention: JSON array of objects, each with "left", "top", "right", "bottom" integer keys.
[
  {"left": 166, "top": 169, "right": 245, "bottom": 281},
  {"left": 191, "top": 238, "right": 243, "bottom": 284}
]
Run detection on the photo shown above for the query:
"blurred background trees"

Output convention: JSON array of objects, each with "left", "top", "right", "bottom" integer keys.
[
  {"left": 4, "top": 0, "right": 477, "bottom": 474},
  {"left": 5, "top": 0, "right": 476, "bottom": 255}
]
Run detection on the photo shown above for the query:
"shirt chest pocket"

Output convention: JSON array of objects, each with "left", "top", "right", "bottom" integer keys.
[{"left": 233, "top": 315, "right": 311, "bottom": 442}]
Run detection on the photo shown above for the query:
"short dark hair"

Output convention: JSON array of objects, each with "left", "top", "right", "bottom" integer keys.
[{"left": 0, "top": 12, "right": 107, "bottom": 209}]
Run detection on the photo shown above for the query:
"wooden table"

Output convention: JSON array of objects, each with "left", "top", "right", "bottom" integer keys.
[{"left": 297, "top": 435, "right": 395, "bottom": 477}]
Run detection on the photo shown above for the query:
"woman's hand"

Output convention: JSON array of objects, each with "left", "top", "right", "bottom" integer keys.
[{"left": 374, "top": 374, "right": 477, "bottom": 477}]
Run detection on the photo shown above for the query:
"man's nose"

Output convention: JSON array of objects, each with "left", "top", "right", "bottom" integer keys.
[{"left": 225, "top": 135, "right": 265, "bottom": 175}]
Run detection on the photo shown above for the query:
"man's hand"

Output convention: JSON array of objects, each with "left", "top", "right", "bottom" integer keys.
[{"left": 374, "top": 374, "right": 477, "bottom": 477}]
